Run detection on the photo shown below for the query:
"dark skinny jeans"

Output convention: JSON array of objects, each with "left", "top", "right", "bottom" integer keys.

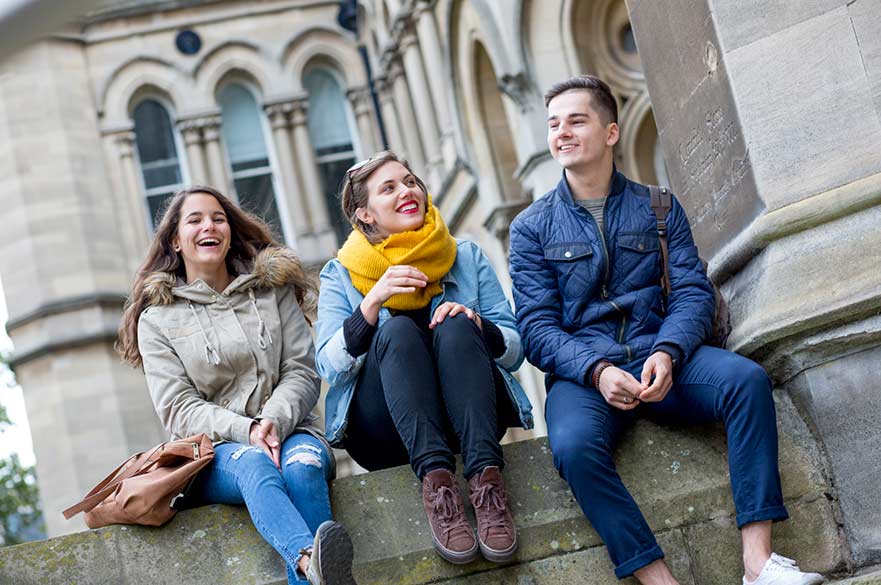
[{"left": 344, "top": 314, "right": 515, "bottom": 480}]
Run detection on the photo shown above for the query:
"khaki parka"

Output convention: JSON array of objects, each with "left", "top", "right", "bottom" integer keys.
[{"left": 137, "top": 247, "right": 325, "bottom": 453}]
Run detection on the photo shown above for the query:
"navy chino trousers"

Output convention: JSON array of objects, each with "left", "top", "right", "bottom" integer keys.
[{"left": 545, "top": 345, "right": 788, "bottom": 579}]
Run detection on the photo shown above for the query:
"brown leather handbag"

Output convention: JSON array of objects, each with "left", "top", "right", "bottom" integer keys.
[{"left": 63, "top": 434, "right": 215, "bottom": 529}]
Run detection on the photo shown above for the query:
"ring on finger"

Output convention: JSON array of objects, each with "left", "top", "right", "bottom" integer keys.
[{"left": 623, "top": 397, "right": 632, "bottom": 404}]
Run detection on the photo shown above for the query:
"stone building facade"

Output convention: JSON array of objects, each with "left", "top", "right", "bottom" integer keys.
[
  {"left": 1, "top": 0, "right": 668, "bottom": 537},
  {"left": 4, "top": 2, "right": 878, "bottom": 575}
]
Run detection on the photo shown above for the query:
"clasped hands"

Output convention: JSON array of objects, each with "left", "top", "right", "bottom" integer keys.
[
  {"left": 596, "top": 351, "right": 674, "bottom": 410},
  {"left": 360, "top": 265, "right": 481, "bottom": 330}
]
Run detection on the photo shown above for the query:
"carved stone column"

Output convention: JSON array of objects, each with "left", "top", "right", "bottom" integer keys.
[
  {"left": 264, "top": 101, "right": 310, "bottom": 242},
  {"left": 347, "top": 86, "right": 381, "bottom": 155},
  {"left": 177, "top": 119, "right": 209, "bottom": 185},
  {"left": 375, "top": 75, "right": 405, "bottom": 154},
  {"left": 200, "top": 116, "right": 229, "bottom": 192},
  {"left": 629, "top": 0, "right": 881, "bottom": 567},
  {"left": 290, "top": 98, "right": 337, "bottom": 258},
  {"left": 388, "top": 59, "right": 426, "bottom": 173},
  {"left": 414, "top": 1, "right": 455, "bottom": 168},
  {"left": 399, "top": 28, "right": 441, "bottom": 173},
  {"left": 112, "top": 130, "right": 150, "bottom": 254}
]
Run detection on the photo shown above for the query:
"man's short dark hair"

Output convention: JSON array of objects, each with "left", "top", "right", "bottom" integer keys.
[{"left": 544, "top": 76, "right": 618, "bottom": 125}]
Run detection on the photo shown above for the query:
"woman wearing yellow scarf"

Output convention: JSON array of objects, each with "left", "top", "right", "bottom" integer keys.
[{"left": 315, "top": 151, "right": 534, "bottom": 566}]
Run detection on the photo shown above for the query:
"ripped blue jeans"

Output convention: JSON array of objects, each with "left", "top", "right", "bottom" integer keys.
[{"left": 190, "top": 432, "right": 333, "bottom": 584}]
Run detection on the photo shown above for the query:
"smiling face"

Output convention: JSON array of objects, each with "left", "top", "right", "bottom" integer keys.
[
  {"left": 172, "top": 192, "right": 232, "bottom": 280},
  {"left": 547, "top": 89, "right": 619, "bottom": 173},
  {"left": 355, "top": 161, "right": 427, "bottom": 239}
]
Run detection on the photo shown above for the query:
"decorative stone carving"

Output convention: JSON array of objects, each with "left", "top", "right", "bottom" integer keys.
[{"left": 498, "top": 71, "right": 536, "bottom": 111}]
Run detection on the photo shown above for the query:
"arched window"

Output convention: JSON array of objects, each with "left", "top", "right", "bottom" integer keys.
[
  {"left": 132, "top": 99, "right": 184, "bottom": 227},
  {"left": 218, "top": 83, "right": 283, "bottom": 236},
  {"left": 303, "top": 68, "right": 358, "bottom": 244}
]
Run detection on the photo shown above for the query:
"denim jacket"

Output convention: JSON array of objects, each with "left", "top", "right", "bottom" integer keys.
[{"left": 316, "top": 238, "right": 534, "bottom": 446}]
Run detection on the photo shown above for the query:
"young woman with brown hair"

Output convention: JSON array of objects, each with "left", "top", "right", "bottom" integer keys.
[
  {"left": 118, "top": 186, "right": 357, "bottom": 585},
  {"left": 315, "top": 151, "right": 534, "bottom": 565}
]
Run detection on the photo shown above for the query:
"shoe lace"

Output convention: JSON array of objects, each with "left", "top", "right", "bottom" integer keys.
[
  {"left": 766, "top": 553, "right": 801, "bottom": 573},
  {"left": 430, "top": 485, "right": 464, "bottom": 537},
  {"left": 471, "top": 482, "right": 509, "bottom": 530}
]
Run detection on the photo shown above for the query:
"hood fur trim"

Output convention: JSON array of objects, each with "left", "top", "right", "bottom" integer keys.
[
  {"left": 143, "top": 247, "right": 305, "bottom": 306},
  {"left": 143, "top": 272, "right": 177, "bottom": 306},
  {"left": 251, "top": 246, "right": 307, "bottom": 290}
]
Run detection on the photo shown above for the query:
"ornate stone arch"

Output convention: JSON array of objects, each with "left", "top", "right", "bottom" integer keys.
[
  {"left": 193, "top": 41, "right": 285, "bottom": 105},
  {"left": 280, "top": 25, "right": 366, "bottom": 93},
  {"left": 100, "top": 56, "right": 190, "bottom": 128},
  {"left": 523, "top": 0, "right": 572, "bottom": 94},
  {"left": 617, "top": 91, "right": 669, "bottom": 186},
  {"left": 566, "top": 0, "right": 645, "bottom": 97},
  {"left": 450, "top": 0, "right": 524, "bottom": 210}
]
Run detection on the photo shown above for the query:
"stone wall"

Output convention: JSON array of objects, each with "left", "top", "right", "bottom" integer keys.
[{"left": 0, "top": 394, "right": 845, "bottom": 584}]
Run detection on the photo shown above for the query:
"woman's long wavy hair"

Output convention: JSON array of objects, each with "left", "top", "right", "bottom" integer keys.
[{"left": 117, "top": 185, "right": 317, "bottom": 368}]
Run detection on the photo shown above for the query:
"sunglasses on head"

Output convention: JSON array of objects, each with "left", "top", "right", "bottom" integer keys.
[{"left": 346, "top": 157, "right": 373, "bottom": 176}]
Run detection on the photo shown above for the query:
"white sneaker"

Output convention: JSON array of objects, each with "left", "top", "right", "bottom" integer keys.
[{"left": 743, "top": 553, "right": 825, "bottom": 585}]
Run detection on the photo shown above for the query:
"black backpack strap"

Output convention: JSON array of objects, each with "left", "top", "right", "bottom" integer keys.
[{"left": 648, "top": 185, "right": 673, "bottom": 299}]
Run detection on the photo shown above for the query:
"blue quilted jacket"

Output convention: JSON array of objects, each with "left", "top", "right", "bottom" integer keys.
[{"left": 508, "top": 169, "right": 715, "bottom": 386}]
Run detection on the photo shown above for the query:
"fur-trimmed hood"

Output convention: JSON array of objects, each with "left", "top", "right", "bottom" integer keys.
[{"left": 143, "top": 246, "right": 306, "bottom": 306}]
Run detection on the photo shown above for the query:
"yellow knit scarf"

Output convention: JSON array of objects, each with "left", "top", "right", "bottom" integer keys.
[{"left": 337, "top": 198, "right": 457, "bottom": 310}]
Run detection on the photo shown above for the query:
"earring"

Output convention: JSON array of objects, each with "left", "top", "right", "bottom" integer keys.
[{"left": 174, "top": 246, "right": 181, "bottom": 252}]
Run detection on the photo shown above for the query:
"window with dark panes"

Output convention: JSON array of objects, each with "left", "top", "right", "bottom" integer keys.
[
  {"left": 218, "top": 83, "right": 284, "bottom": 239},
  {"left": 303, "top": 68, "right": 359, "bottom": 244},
  {"left": 133, "top": 99, "right": 184, "bottom": 228}
]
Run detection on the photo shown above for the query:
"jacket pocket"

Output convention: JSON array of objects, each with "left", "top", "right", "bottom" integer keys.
[
  {"left": 616, "top": 232, "right": 661, "bottom": 287},
  {"left": 544, "top": 242, "right": 596, "bottom": 298},
  {"left": 617, "top": 233, "right": 659, "bottom": 253},
  {"left": 544, "top": 242, "right": 593, "bottom": 262}
]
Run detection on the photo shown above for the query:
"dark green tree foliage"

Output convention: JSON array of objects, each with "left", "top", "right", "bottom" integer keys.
[{"left": 0, "top": 357, "right": 45, "bottom": 546}]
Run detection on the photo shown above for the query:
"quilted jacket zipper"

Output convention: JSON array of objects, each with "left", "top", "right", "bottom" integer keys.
[{"left": 578, "top": 198, "right": 612, "bottom": 299}]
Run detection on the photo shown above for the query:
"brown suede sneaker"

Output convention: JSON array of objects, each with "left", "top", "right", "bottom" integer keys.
[
  {"left": 421, "top": 468, "right": 479, "bottom": 564},
  {"left": 468, "top": 466, "right": 517, "bottom": 562}
]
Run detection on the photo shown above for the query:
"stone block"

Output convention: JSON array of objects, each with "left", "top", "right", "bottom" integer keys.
[
  {"left": 849, "top": 0, "right": 881, "bottom": 118},
  {"left": 627, "top": 0, "right": 764, "bottom": 258},
  {"left": 685, "top": 495, "right": 845, "bottom": 583},
  {"left": 725, "top": 205, "right": 881, "bottom": 357},
  {"left": 439, "top": 529, "right": 694, "bottom": 585},
  {"left": 726, "top": 7, "right": 881, "bottom": 211},
  {"left": 831, "top": 569, "right": 881, "bottom": 585},
  {"left": 0, "top": 526, "right": 123, "bottom": 585},
  {"left": 790, "top": 345, "right": 881, "bottom": 564},
  {"left": 711, "top": 0, "right": 849, "bottom": 52}
]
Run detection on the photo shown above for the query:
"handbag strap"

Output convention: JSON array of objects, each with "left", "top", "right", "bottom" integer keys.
[
  {"left": 62, "top": 442, "right": 167, "bottom": 519},
  {"left": 648, "top": 185, "right": 673, "bottom": 298}
]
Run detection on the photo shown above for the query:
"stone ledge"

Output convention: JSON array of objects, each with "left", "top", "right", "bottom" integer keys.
[{"left": 0, "top": 393, "right": 844, "bottom": 584}]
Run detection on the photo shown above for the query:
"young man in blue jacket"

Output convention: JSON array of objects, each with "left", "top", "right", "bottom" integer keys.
[{"left": 508, "top": 75, "right": 823, "bottom": 585}]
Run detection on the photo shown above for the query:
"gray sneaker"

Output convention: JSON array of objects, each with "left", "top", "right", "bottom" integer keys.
[{"left": 304, "top": 521, "right": 358, "bottom": 585}]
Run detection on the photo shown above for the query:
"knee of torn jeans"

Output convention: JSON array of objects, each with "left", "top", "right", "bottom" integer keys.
[
  {"left": 284, "top": 442, "right": 324, "bottom": 469},
  {"left": 230, "top": 445, "right": 262, "bottom": 461}
]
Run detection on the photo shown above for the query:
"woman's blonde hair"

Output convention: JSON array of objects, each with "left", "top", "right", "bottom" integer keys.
[
  {"left": 339, "top": 150, "right": 428, "bottom": 243},
  {"left": 116, "top": 185, "right": 316, "bottom": 367}
]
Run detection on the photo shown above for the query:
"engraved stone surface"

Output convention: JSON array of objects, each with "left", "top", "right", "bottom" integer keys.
[{"left": 628, "top": 0, "right": 763, "bottom": 258}]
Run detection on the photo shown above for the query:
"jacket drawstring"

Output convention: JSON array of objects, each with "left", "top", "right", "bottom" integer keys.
[
  {"left": 187, "top": 300, "right": 221, "bottom": 365},
  {"left": 248, "top": 289, "right": 273, "bottom": 350}
]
